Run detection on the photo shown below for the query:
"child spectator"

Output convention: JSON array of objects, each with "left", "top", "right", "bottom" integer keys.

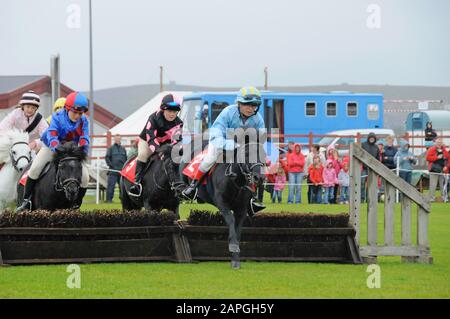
[
  {"left": 322, "top": 159, "right": 338, "bottom": 204},
  {"left": 272, "top": 166, "right": 287, "bottom": 203},
  {"left": 308, "top": 155, "right": 324, "bottom": 203},
  {"left": 394, "top": 140, "right": 418, "bottom": 185},
  {"left": 338, "top": 162, "right": 350, "bottom": 204},
  {"left": 326, "top": 145, "right": 341, "bottom": 204}
]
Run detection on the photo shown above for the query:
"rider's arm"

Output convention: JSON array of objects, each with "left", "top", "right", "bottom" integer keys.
[
  {"left": 0, "top": 108, "right": 18, "bottom": 132},
  {"left": 143, "top": 115, "right": 160, "bottom": 151},
  {"left": 78, "top": 116, "right": 90, "bottom": 153},
  {"left": 33, "top": 117, "right": 49, "bottom": 151},
  {"left": 209, "top": 109, "right": 230, "bottom": 150},
  {"left": 47, "top": 114, "right": 62, "bottom": 152}
]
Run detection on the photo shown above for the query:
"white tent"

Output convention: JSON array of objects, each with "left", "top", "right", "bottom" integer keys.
[{"left": 109, "top": 91, "right": 192, "bottom": 136}]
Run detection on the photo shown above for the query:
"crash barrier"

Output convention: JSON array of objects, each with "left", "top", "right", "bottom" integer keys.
[
  {"left": 0, "top": 210, "right": 361, "bottom": 265},
  {"left": 349, "top": 143, "right": 432, "bottom": 264}
]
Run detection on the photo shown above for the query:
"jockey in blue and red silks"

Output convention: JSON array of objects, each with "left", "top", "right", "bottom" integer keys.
[
  {"left": 16, "top": 91, "right": 90, "bottom": 212},
  {"left": 128, "top": 93, "right": 183, "bottom": 196}
]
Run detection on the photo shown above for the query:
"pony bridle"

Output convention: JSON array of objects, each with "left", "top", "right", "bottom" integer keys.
[
  {"left": 158, "top": 152, "right": 185, "bottom": 196},
  {"left": 10, "top": 141, "right": 31, "bottom": 171},
  {"left": 54, "top": 157, "right": 81, "bottom": 192}
]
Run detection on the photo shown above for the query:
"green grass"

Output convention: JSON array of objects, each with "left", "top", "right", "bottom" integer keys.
[{"left": 1, "top": 187, "right": 449, "bottom": 299}]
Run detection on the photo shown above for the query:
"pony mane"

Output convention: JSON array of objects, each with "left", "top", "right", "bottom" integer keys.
[
  {"left": 53, "top": 141, "right": 87, "bottom": 163},
  {"left": 0, "top": 129, "right": 29, "bottom": 163},
  {"left": 155, "top": 144, "right": 173, "bottom": 159}
]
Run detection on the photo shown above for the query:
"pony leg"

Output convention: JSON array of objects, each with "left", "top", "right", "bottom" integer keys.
[
  {"left": 219, "top": 208, "right": 243, "bottom": 269},
  {"left": 231, "top": 209, "right": 248, "bottom": 270},
  {"left": 219, "top": 208, "right": 239, "bottom": 253}
]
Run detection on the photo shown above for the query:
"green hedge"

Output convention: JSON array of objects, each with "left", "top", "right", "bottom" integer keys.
[
  {"left": 0, "top": 209, "right": 176, "bottom": 228},
  {"left": 187, "top": 210, "right": 349, "bottom": 228}
]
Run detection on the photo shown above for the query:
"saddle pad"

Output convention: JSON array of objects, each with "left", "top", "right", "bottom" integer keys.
[
  {"left": 19, "top": 170, "right": 29, "bottom": 186},
  {"left": 182, "top": 149, "right": 210, "bottom": 185},
  {"left": 19, "top": 162, "right": 51, "bottom": 186},
  {"left": 121, "top": 158, "right": 138, "bottom": 183}
]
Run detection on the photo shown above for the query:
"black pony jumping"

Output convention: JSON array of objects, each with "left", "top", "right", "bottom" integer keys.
[
  {"left": 181, "top": 139, "right": 266, "bottom": 269},
  {"left": 17, "top": 142, "right": 87, "bottom": 211},
  {"left": 120, "top": 144, "right": 184, "bottom": 218}
]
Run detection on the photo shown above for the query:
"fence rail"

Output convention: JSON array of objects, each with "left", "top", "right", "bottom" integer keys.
[
  {"left": 88, "top": 131, "right": 450, "bottom": 161},
  {"left": 349, "top": 143, "right": 432, "bottom": 264}
]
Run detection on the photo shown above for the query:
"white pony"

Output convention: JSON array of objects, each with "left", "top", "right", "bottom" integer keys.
[{"left": 0, "top": 130, "right": 32, "bottom": 213}]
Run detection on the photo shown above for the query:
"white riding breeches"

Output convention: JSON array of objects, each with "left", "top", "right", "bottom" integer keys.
[
  {"left": 199, "top": 144, "right": 223, "bottom": 173},
  {"left": 28, "top": 145, "right": 89, "bottom": 188},
  {"left": 137, "top": 138, "right": 153, "bottom": 163}
]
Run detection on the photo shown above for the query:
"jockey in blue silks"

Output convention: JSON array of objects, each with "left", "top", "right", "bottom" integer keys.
[
  {"left": 182, "top": 86, "right": 267, "bottom": 213},
  {"left": 16, "top": 91, "right": 90, "bottom": 212}
]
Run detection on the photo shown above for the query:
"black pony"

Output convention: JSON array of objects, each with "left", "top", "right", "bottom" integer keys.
[
  {"left": 181, "top": 140, "right": 266, "bottom": 269},
  {"left": 17, "top": 142, "right": 87, "bottom": 211},
  {"left": 120, "top": 144, "right": 184, "bottom": 218}
]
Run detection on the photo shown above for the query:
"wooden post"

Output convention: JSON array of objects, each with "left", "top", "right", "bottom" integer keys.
[
  {"left": 367, "top": 170, "right": 378, "bottom": 247},
  {"left": 308, "top": 132, "right": 313, "bottom": 150},
  {"left": 417, "top": 206, "right": 433, "bottom": 264},
  {"left": 417, "top": 207, "right": 429, "bottom": 248},
  {"left": 106, "top": 131, "right": 112, "bottom": 148},
  {"left": 264, "top": 66, "right": 268, "bottom": 90},
  {"left": 356, "top": 132, "right": 361, "bottom": 145},
  {"left": 384, "top": 183, "right": 395, "bottom": 246},
  {"left": 401, "top": 196, "right": 412, "bottom": 246},
  {"left": 160, "top": 66, "right": 164, "bottom": 92},
  {"left": 349, "top": 144, "right": 361, "bottom": 246}
]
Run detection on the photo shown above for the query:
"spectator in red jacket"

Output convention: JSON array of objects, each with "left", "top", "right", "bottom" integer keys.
[
  {"left": 426, "top": 138, "right": 450, "bottom": 201},
  {"left": 287, "top": 143, "right": 305, "bottom": 203},
  {"left": 308, "top": 155, "right": 324, "bottom": 203}
]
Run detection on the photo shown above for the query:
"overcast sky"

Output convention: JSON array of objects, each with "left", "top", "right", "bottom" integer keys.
[{"left": 1, "top": 0, "right": 450, "bottom": 91}]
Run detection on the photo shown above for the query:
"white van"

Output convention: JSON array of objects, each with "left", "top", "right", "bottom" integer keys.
[{"left": 317, "top": 128, "right": 397, "bottom": 157}]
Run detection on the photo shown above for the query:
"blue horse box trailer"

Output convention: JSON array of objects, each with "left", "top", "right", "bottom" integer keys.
[{"left": 180, "top": 91, "right": 384, "bottom": 144}]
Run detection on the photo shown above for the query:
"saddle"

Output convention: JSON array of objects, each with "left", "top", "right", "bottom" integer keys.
[
  {"left": 182, "top": 149, "right": 218, "bottom": 185},
  {"left": 19, "top": 161, "right": 52, "bottom": 186},
  {"left": 120, "top": 156, "right": 155, "bottom": 184}
]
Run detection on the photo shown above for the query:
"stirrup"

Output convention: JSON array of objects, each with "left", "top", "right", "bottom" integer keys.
[
  {"left": 249, "top": 198, "right": 265, "bottom": 216},
  {"left": 128, "top": 183, "right": 142, "bottom": 197},
  {"left": 16, "top": 199, "right": 32, "bottom": 212},
  {"left": 182, "top": 186, "right": 198, "bottom": 201}
]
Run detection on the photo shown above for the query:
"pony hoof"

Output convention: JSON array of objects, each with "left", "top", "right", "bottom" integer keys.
[
  {"left": 231, "top": 261, "right": 240, "bottom": 269},
  {"left": 229, "top": 244, "right": 240, "bottom": 253}
]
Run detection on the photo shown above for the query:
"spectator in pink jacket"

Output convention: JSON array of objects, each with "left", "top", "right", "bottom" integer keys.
[
  {"left": 322, "top": 159, "right": 339, "bottom": 204},
  {"left": 326, "top": 145, "right": 341, "bottom": 204},
  {"left": 0, "top": 91, "right": 48, "bottom": 154},
  {"left": 287, "top": 143, "right": 305, "bottom": 203},
  {"left": 272, "top": 166, "right": 287, "bottom": 203}
]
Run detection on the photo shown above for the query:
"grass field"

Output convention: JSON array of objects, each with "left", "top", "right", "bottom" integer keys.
[{"left": 0, "top": 188, "right": 449, "bottom": 299}]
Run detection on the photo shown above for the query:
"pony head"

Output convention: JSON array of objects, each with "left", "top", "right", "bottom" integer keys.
[
  {"left": 0, "top": 129, "right": 31, "bottom": 172},
  {"left": 52, "top": 141, "right": 87, "bottom": 202}
]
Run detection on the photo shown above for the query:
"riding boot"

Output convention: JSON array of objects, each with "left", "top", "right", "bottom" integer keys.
[
  {"left": 129, "top": 160, "right": 146, "bottom": 196},
  {"left": 72, "top": 188, "right": 87, "bottom": 209},
  {"left": 182, "top": 170, "right": 207, "bottom": 200},
  {"left": 16, "top": 177, "right": 37, "bottom": 212}
]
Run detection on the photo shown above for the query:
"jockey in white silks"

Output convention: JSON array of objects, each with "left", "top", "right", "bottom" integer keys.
[{"left": 182, "top": 86, "right": 267, "bottom": 213}]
